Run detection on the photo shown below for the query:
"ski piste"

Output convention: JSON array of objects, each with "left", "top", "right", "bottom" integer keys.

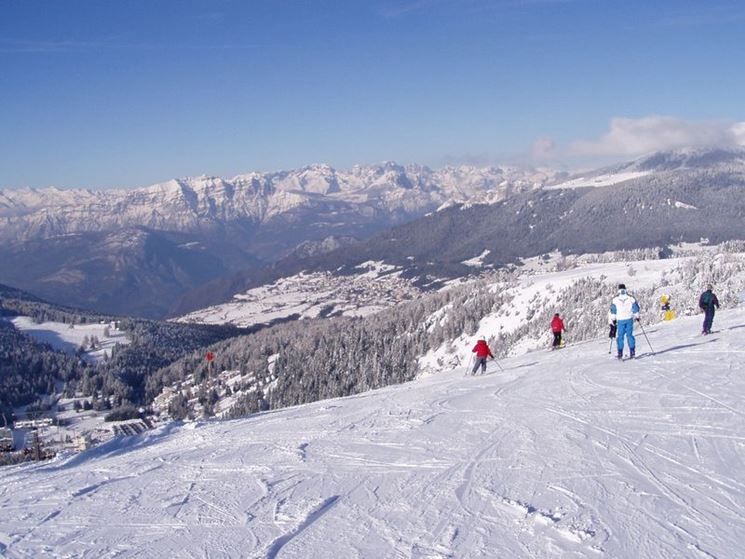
[{"left": 3, "top": 307, "right": 745, "bottom": 557}]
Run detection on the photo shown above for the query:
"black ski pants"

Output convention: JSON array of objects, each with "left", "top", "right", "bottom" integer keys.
[
  {"left": 703, "top": 308, "right": 716, "bottom": 333},
  {"left": 552, "top": 331, "right": 562, "bottom": 348}
]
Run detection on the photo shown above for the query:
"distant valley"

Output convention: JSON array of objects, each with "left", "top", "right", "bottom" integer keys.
[{"left": 0, "top": 163, "right": 555, "bottom": 317}]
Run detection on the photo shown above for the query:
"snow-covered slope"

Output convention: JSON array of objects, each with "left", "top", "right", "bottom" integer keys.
[
  {"left": 8, "top": 316, "right": 129, "bottom": 363},
  {"left": 177, "top": 261, "right": 422, "bottom": 327},
  {"left": 2, "top": 306, "right": 744, "bottom": 557},
  {"left": 546, "top": 146, "right": 745, "bottom": 190},
  {"left": 419, "top": 255, "right": 690, "bottom": 373},
  {"left": 546, "top": 170, "right": 651, "bottom": 190}
]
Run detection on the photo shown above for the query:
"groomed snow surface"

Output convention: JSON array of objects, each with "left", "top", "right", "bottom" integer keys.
[{"left": 2, "top": 308, "right": 745, "bottom": 558}]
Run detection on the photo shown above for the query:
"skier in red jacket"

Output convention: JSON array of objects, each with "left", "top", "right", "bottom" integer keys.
[
  {"left": 471, "top": 337, "right": 494, "bottom": 375},
  {"left": 550, "top": 313, "right": 566, "bottom": 349}
]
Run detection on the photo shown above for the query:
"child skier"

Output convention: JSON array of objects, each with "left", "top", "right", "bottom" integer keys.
[
  {"left": 550, "top": 313, "right": 566, "bottom": 349},
  {"left": 660, "top": 294, "right": 675, "bottom": 321},
  {"left": 471, "top": 337, "right": 494, "bottom": 375}
]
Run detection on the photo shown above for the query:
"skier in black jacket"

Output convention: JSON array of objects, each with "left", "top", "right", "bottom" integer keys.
[{"left": 698, "top": 284, "right": 720, "bottom": 335}]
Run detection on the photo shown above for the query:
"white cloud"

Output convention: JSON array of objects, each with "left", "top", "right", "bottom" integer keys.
[
  {"left": 530, "top": 136, "right": 557, "bottom": 160},
  {"left": 445, "top": 115, "right": 745, "bottom": 170},
  {"left": 732, "top": 122, "right": 745, "bottom": 146},
  {"left": 568, "top": 116, "right": 745, "bottom": 157}
]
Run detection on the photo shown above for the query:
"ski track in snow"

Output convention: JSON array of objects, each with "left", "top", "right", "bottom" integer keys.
[{"left": 2, "top": 311, "right": 745, "bottom": 557}]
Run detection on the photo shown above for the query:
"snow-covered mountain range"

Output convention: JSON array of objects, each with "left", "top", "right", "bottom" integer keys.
[
  {"left": 0, "top": 163, "right": 556, "bottom": 317},
  {"left": 11, "top": 146, "right": 742, "bottom": 241},
  {"left": 3, "top": 147, "right": 745, "bottom": 318},
  {"left": 0, "top": 163, "right": 556, "bottom": 241},
  {"left": 3, "top": 296, "right": 744, "bottom": 557}
]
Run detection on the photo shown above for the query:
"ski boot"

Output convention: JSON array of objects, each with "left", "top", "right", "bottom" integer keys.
[
  {"left": 629, "top": 348, "right": 635, "bottom": 359},
  {"left": 617, "top": 350, "right": 623, "bottom": 360}
]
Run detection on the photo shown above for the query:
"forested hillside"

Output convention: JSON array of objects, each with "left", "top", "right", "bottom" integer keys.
[
  {"left": 154, "top": 244, "right": 745, "bottom": 420},
  {"left": 0, "top": 318, "right": 90, "bottom": 424},
  {"left": 0, "top": 284, "right": 245, "bottom": 424}
]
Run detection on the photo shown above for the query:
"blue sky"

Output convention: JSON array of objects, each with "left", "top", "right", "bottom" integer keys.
[{"left": 1, "top": 0, "right": 744, "bottom": 189}]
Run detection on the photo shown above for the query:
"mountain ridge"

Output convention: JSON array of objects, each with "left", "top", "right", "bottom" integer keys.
[
  {"left": 4, "top": 147, "right": 745, "bottom": 318},
  {"left": 0, "top": 162, "right": 557, "bottom": 237}
]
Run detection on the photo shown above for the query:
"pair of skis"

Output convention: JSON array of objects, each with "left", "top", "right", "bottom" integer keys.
[{"left": 615, "top": 353, "right": 643, "bottom": 362}]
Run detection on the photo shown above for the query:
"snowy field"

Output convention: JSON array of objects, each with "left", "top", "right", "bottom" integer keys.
[
  {"left": 546, "top": 171, "right": 651, "bottom": 190},
  {"left": 1, "top": 306, "right": 744, "bottom": 558},
  {"left": 177, "top": 262, "right": 421, "bottom": 328},
  {"left": 7, "top": 317, "right": 130, "bottom": 362}
]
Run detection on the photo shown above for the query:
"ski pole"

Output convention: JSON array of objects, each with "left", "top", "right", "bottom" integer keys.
[
  {"left": 608, "top": 322, "right": 616, "bottom": 354},
  {"left": 492, "top": 357, "right": 504, "bottom": 372},
  {"left": 637, "top": 320, "right": 655, "bottom": 354}
]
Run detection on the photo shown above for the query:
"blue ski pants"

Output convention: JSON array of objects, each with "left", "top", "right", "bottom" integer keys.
[{"left": 616, "top": 319, "right": 636, "bottom": 352}]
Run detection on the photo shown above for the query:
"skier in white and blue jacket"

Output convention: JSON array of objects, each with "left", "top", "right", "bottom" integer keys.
[{"left": 609, "top": 283, "right": 640, "bottom": 360}]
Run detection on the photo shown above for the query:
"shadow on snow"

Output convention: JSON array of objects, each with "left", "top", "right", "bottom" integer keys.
[{"left": 635, "top": 338, "right": 718, "bottom": 359}]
